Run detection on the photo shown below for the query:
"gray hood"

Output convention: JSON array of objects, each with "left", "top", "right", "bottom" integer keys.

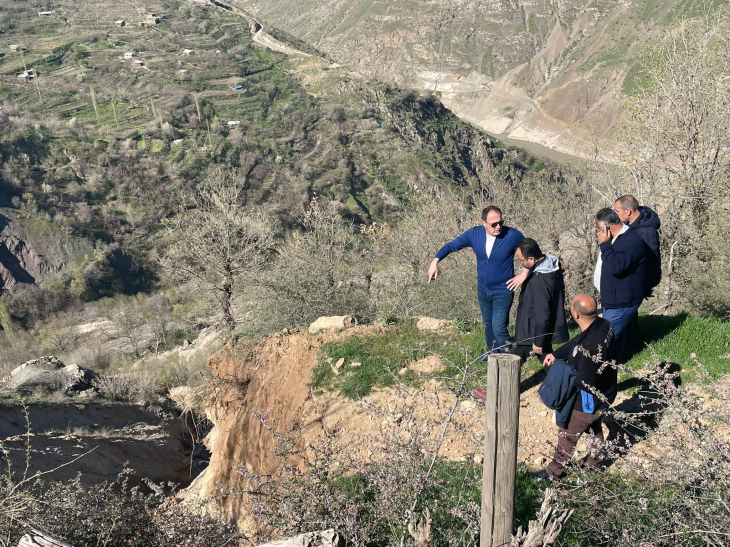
[{"left": 534, "top": 254, "right": 560, "bottom": 274}]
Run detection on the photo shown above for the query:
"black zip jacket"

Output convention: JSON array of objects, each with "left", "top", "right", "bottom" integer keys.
[
  {"left": 514, "top": 256, "right": 569, "bottom": 349},
  {"left": 552, "top": 317, "right": 617, "bottom": 411}
]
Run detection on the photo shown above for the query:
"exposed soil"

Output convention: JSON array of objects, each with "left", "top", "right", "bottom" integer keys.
[
  {"left": 192, "top": 326, "right": 613, "bottom": 529},
  {"left": 0, "top": 402, "right": 198, "bottom": 486}
]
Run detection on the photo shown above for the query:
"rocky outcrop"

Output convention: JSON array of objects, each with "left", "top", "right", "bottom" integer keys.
[
  {"left": 8, "top": 356, "right": 98, "bottom": 396},
  {"left": 0, "top": 209, "right": 92, "bottom": 293}
]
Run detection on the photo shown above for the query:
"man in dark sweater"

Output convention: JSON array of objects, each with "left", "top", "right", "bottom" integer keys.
[
  {"left": 510, "top": 238, "right": 569, "bottom": 364},
  {"left": 428, "top": 206, "right": 526, "bottom": 352},
  {"left": 613, "top": 195, "right": 661, "bottom": 295},
  {"left": 594, "top": 208, "right": 646, "bottom": 363},
  {"left": 543, "top": 294, "right": 616, "bottom": 479}
]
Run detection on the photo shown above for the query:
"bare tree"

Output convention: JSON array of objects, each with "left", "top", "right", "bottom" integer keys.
[
  {"left": 143, "top": 294, "right": 174, "bottom": 355},
  {"left": 620, "top": 15, "right": 730, "bottom": 315},
  {"left": 112, "top": 296, "right": 145, "bottom": 358},
  {"left": 160, "top": 168, "right": 275, "bottom": 331}
]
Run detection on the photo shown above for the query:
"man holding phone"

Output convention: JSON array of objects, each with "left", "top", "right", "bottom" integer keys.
[
  {"left": 428, "top": 206, "right": 526, "bottom": 352},
  {"left": 594, "top": 208, "right": 646, "bottom": 363}
]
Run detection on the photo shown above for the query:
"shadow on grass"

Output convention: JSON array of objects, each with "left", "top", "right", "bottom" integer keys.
[
  {"left": 624, "top": 313, "right": 688, "bottom": 362},
  {"left": 602, "top": 361, "right": 682, "bottom": 468}
]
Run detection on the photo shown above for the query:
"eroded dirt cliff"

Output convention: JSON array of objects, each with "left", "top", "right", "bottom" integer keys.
[{"left": 194, "top": 326, "right": 611, "bottom": 531}]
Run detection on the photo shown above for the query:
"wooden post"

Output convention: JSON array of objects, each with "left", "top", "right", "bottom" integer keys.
[{"left": 480, "top": 353, "right": 521, "bottom": 547}]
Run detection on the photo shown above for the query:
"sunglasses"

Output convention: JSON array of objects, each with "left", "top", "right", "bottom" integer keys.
[{"left": 488, "top": 220, "right": 504, "bottom": 228}]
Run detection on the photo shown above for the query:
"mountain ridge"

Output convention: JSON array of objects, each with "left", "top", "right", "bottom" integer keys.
[{"left": 224, "top": 0, "right": 719, "bottom": 158}]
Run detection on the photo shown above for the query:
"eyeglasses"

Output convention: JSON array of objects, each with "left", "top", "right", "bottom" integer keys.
[{"left": 488, "top": 220, "right": 504, "bottom": 228}]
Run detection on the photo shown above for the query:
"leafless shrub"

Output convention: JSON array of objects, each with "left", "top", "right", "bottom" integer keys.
[
  {"left": 252, "top": 197, "right": 374, "bottom": 332},
  {"left": 92, "top": 374, "right": 159, "bottom": 403}
]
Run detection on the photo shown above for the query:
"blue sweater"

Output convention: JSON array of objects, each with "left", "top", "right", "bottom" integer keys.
[{"left": 435, "top": 226, "right": 524, "bottom": 292}]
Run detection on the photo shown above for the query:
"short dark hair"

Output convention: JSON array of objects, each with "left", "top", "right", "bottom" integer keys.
[
  {"left": 517, "top": 238, "right": 544, "bottom": 260},
  {"left": 596, "top": 207, "right": 622, "bottom": 225},
  {"left": 482, "top": 206, "right": 502, "bottom": 222},
  {"left": 615, "top": 195, "right": 639, "bottom": 212}
]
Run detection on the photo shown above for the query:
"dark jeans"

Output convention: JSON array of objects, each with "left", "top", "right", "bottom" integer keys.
[
  {"left": 511, "top": 343, "right": 552, "bottom": 365},
  {"left": 477, "top": 286, "right": 514, "bottom": 353},
  {"left": 546, "top": 410, "right": 605, "bottom": 478},
  {"left": 603, "top": 303, "right": 641, "bottom": 363}
]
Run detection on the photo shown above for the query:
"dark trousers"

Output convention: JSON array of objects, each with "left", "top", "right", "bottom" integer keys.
[
  {"left": 603, "top": 304, "right": 640, "bottom": 363},
  {"left": 546, "top": 410, "right": 605, "bottom": 478},
  {"left": 510, "top": 343, "right": 552, "bottom": 365},
  {"left": 477, "top": 285, "right": 514, "bottom": 353}
]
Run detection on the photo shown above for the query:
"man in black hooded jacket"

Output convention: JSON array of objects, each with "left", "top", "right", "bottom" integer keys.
[
  {"left": 614, "top": 195, "right": 661, "bottom": 294},
  {"left": 511, "top": 238, "right": 569, "bottom": 364}
]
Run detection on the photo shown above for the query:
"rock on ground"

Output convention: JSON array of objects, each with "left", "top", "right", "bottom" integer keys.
[
  {"left": 8, "top": 356, "right": 97, "bottom": 396},
  {"left": 308, "top": 315, "right": 357, "bottom": 334},
  {"left": 255, "top": 530, "right": 340, "bottom": 547},
  {"left": 416, "top": 317, "right": 453, "bottom": 332}
]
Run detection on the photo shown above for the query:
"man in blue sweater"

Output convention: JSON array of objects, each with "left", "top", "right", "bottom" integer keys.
[
  {"left": 428, "top": 206, "right": 526, "bottom": 352},
  {"left": 594, "top": 208, "right": 646, "bottom": 363}
]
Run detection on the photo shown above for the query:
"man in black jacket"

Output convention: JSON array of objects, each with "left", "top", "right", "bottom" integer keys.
[
  {"left": 543, "top": 294, "right": 616, "bottom": 479},
  {"left": 511, "top": 238, "right": 569, "bottom": 364},
  {"left": 594, "top": 208, "right": 646, "bottom": 363},
  {"left": 614, "top": 195, "right": 661, "bottom": 295}
]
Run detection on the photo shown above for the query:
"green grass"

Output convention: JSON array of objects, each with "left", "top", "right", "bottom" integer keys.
[
  {"left": 331, "top": 460, "right": 542, "bottom": 543},
  {"left": 312, "top": 314, "right": 730, "bottom": 399},
  {"left": 312, "top": 320, "right": 489, "bottom": 399},
  {"left": 624, "top": 314, "right": 730, "bottom": 380}
]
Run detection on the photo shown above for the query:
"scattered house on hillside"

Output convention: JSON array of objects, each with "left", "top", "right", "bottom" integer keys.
[
  {"left": 115, "top": 20, "right": 126, "bottom": 27},
  {"left": 171, "top": 138, "right": 184, "bottom": 146},
  {"left": 38, "top": 11, "right": 53, "bottom": 17},
  {"left": 234, "top": 84, "right": 243, "bottom": 90},
  {"left": 181, "top": 49, "right": 194, "bottom": 56},
  {"left": 78, "top": 88, "right": 86, "bottom": 93},
  {"left": 216, "top": 50, "right": 222, "bottom": 55},
  {"left": 227, "top": 120, "right": 241, "bottom": 126},
  {"left": 17, "top": 71, "right": 33, "bottom": 80},
  {"left": 10, "top": 45, "right": 21, "bottom": 52},
  {"left": 124, "top": 50, "right": 137, "bottom": 59},
  {"left": 178, "top": 69, "right": 188, "bottom": 74},
  {"left": 132, "top": 59, "right": 146, "bottom": 68}
]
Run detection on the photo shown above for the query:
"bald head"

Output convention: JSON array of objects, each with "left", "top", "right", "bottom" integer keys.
[{"left": 572, "top": 294, "right": 597, "bottom": 319}]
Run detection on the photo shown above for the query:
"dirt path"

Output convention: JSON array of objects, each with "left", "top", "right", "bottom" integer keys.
[{"left": 252, "top": 29, "right": 314, "bottom": 57}]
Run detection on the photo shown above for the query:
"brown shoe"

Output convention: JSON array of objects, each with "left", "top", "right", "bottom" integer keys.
[{"left": 473, "top": 387, "right": 487, "bottom": 400}]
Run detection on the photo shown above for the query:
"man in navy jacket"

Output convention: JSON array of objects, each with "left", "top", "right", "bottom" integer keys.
[
  {"left": 613, "top": 195, "right": 661, "bottom": 294},
  {"left": 594, "top": 207, "right": 646, "bottom": 363},
  {"left": 428, "top": 206, "right": 525, "bottom": 352}
]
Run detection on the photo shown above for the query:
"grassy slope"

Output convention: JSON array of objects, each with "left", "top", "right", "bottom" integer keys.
[{"left": 314, "top": 315, "right": 730, "bottom": 400}]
